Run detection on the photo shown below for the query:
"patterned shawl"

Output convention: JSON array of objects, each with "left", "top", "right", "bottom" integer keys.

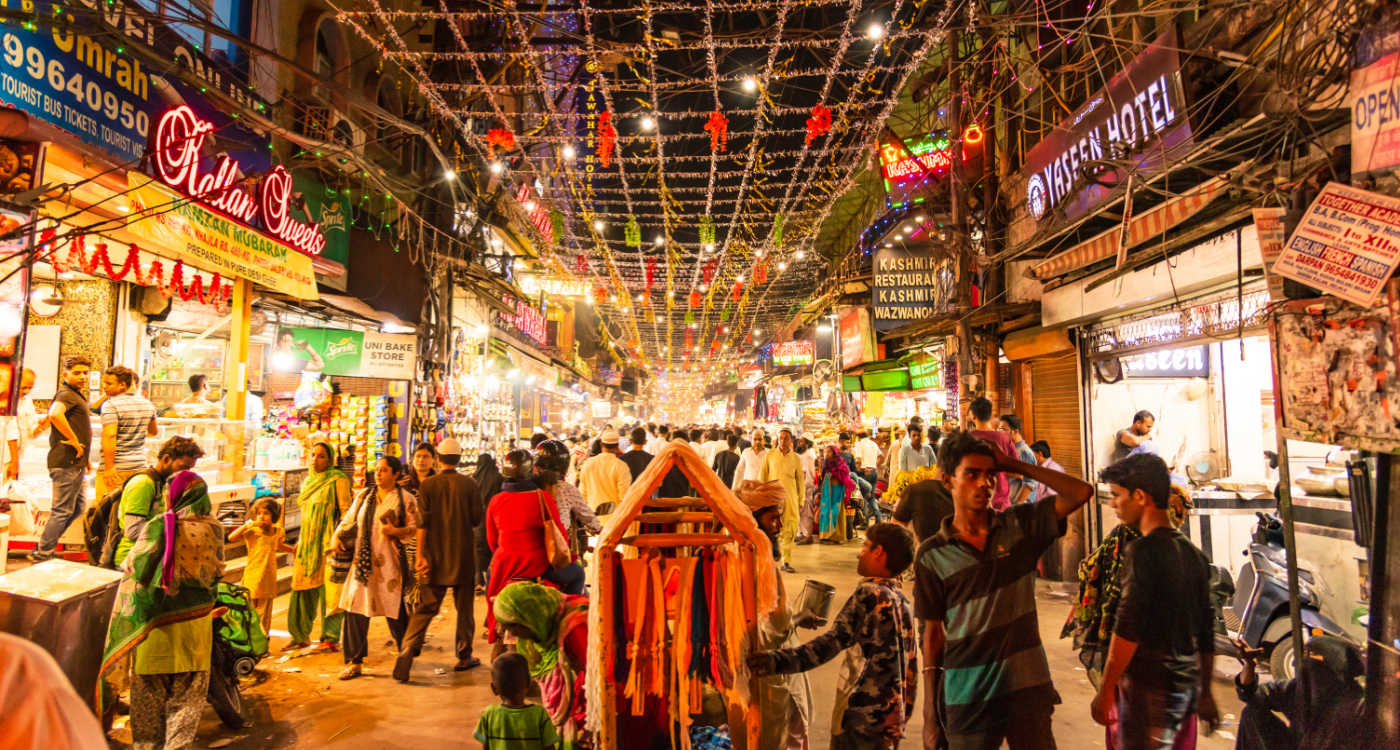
[
  {"left": 1061, "top": 523, "right": 1141, "bottom": 673},
  {"left": 295, "top": 465, "right": 347, "bottom": 577},
  {"left": 99, "top": 470, "right": 217, "bottom": 706}
]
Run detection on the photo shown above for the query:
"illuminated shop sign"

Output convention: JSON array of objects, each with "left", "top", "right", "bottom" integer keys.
[
  {"left": 908, "top": 353, "right": 943, "bottom": 390},
  {"left": 500, "top": 295, "right": 548, "bottom": 346},
  {"left": 878, "top": 132, "right": 951, "bottom": 209},
  {"left": 149, "top": 106, "right": 326, "bottom": 256},
  {"left": 1121, "top": 345, "right": 1210, "bottom": 378},
  {"left": 514, "top": 180, "right": 554, "bottom": 245},
  {"left": 1022, "top": 29, "right": 1192, "bottom": 228},
  {"left": 773, "top": 340, "right": 814, "bottom": 367}
]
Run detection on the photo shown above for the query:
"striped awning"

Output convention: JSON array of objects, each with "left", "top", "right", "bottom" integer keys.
[{"left": 1030, "top": 174, "right": 1231, "bottom": 280}]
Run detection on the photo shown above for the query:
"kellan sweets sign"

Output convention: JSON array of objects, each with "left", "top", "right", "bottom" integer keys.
[
  {"left": 149, "top": 106, "right": 326, "bottom": 257},
  {"left": 1022, "top": 29, "right": 1193, "bottom": 230}
]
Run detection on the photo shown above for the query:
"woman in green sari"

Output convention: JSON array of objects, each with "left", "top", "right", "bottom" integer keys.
[
  {"left": 287, "top": 442, "right": 353, "bottom": 650},
  {"left": 99, "top": 469, "right": 224, "bottom": 747},
  {"left": 494, "top": 582, "right": 591, "bottom": 749}
]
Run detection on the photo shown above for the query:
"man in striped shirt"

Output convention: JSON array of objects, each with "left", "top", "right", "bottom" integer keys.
[
  {"left": 97, "top": 366, "right": 157, "bottom": 500},
  {"left": 916, "top": 431, "right": 1093, "bottom": 749}
]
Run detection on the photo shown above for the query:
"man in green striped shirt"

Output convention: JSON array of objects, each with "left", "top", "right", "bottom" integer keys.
[{"left": 915, "top": 431, "right": 1093, "bottom": 749}]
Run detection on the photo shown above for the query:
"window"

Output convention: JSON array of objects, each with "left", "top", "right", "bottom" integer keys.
[{"left": 135, "top": 0, "right": 253, "bottom": 73}]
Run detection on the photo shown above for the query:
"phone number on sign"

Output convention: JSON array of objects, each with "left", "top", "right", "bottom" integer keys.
[{"left": 1, "top": 32, "right": 149, "bottom": 143}]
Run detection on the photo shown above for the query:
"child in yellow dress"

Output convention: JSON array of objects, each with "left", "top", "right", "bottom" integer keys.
[{"left": 229, "top": 499, "right": 295, "bottom": 631}]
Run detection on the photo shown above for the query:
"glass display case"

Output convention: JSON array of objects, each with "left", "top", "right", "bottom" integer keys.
[
  {"left": 147, "top": 335, "right": 226, "bottom": 414},
  {"left": 150, "top": 418, "right": 248, "bottom": 486}
]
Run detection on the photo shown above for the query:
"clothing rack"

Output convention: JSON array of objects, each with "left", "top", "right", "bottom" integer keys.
[{"left": 587, "top": 439, "right": 781, "bottom": 750}]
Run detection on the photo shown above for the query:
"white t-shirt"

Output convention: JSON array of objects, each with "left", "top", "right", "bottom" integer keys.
[{"left": 853, "top": 438, "right": 881, "bottom": 470}]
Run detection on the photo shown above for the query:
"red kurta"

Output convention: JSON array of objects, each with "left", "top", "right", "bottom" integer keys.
[{"left": 485, "top": 484, "right": 571, "bottom": 640}]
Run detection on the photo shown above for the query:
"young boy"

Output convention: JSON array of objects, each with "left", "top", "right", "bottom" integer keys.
[
  {"left": 474, "top": 653, "right": 559, "bottom": 749},
  {"left": 747, "top": 522, "right": 918, "bottom": 750},
  {"left": 228, "top": 498, "right": 294, "bottom": 632}
]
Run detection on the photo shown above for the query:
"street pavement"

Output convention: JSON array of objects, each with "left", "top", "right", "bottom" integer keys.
[{"left": 113, "top": 536, "right": 1246, "bottom": 748}]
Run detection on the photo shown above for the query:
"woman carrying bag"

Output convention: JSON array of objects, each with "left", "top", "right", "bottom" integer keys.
[{"left": 332, "top": 456, "right": 418, "bottom": 680}]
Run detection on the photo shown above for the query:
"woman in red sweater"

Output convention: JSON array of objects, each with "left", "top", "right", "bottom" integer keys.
[{"left": 485, "top": 450, "right": 586, "bottom": 644}]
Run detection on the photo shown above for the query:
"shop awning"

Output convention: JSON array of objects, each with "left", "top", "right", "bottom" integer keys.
[
  {"left": 1029, "top": 174, "right": 1232, "bottom": 281},
  {"left": 318, "top": 294, "right": 416, "bottom": 332}
]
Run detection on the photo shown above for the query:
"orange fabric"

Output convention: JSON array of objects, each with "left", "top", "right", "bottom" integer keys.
[{"left": 0, "top": 634, "right": 107, "bottom": 750}]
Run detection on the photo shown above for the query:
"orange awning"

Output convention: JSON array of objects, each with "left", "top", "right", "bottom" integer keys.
[{"left": 1030, "top": 175, "right": 1231, "bottom": 280}]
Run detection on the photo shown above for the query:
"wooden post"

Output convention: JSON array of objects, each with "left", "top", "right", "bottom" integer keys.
[{"left": 223, "top": 278, "right": 252, "bottom": 476}]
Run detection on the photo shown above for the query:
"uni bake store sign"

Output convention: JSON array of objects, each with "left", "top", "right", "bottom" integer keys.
[
  {"left": 148, "top": 106, "right": 326, "bottom": 257},
  {"left": 1022, "top": 29, "right": 1194, "bottom": 230}
]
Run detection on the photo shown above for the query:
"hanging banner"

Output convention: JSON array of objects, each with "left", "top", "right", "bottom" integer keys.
[
  {"left": 272, "top": 327, "right": 416, "bottom": 380},
  {"left": 1252, "top": 207, "right": 1288, "bottom": 302},
  {"left": 1271, "top": 182, "right": 1400, "bottom": 308},
  {"left": 127, "top": 176, "right": 318, "bottom": 299},
  {"left": 773, "top": 340, "right": 814, "bottom": 367},
  {"left": 839, "top": 307, "right": 876, "bottom": 370}
]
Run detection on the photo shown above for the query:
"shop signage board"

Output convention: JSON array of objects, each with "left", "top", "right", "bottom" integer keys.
[
  {"left": 293, "top": 173, "right": 350, "bottom": 271},
  {"left": 591, "top": 400, "right": 613, "bottom": 419},
  {"left": 524, "top": 276, "right": 591, "bottom": 299},
  {"left": 126, "top": 176, "right": 318, "bottom": 299},
  {"left": 1351, "top": 19, "right": 1400, "bottom": 177},
  {"left": 1271, "top": 182, "right": 1400, "bottom": 308},
  {"left": 877, "top": 131, "right": 952, "bottom": 208},
  {"left": 1252, "top": 207, "right": 1289, "bottom": 302},
  {"left": 274, "top": 327, "right": 416, "bottom": 381},
  {"left": 1022, "top": 29, "right": 1192, "bottom": 230},
  {"left": 839, "top": 307, "right": 876, "bottom": 370},
  {"left": 872, "top": 245, "right": 949, "bottom": 331},
  {"left": 908, "top": 353, "right": 943, "bottom": 390},
  {"left": 1121, "top": 345, "right": 1209, "bottom": 378},
  {"left": 501, "top": 296, "right": 548, "bottom": 346},
  {"left": 773, "top": 340, "right": 814, "bottom": 367},
  {"left": 0, "top": 4, "right": 269, "bottom": 168},
  {"left": 515, "top": 180, "right": 554, "bottom": 245}
]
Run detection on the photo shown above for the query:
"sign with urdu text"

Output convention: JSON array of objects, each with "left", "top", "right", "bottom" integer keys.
[
  {"left": 127, "top": 176, "right": 318, "bottom": 299},
  {"left": 1272, "top": 182, "right": 1400, "bottom": 308}
]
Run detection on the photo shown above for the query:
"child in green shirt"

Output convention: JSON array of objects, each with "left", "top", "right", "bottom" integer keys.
[{"left": 474, "top": 653, "right": 559, "bottom": 749}]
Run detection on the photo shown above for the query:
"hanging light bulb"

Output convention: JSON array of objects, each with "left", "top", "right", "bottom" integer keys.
[
  {"left": 444, "top": 169, "right": 457, "bottom": 180},
  {"left": 742, "top": 76, "right": 757, "bottom": 93},
  {"left": 640, "top": 116, "right": 655, "bottom": 131},
  {"left": 489, "top": 161, "right": 504, "bottom": 175},
  {"left": 867, "top": 22, "right": 884, "bottom": 39},
  {"left": 778, "top": 261, "right": 788, "bottom": 271},
  {"left": 654, "top": 235, "right": 664, "bottom": 246},
  {"left": 561, "top": 145, "right": 577, "bottom": 159},
  {"left": 594, "top": 219, "right": 605, "bottom": 231}
]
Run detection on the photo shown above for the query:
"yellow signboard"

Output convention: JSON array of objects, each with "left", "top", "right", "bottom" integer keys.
[{"left": 126, "top": 176, "right": 318, "bottom": 299}]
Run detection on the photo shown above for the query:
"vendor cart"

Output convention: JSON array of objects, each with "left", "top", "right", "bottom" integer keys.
[{"left": 0, "top": 559, "right": 122, "bottom": 706}]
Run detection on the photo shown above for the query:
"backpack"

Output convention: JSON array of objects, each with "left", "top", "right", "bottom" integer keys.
[{"left": 82, "top": 470, "right": 161, "bottom": 569}]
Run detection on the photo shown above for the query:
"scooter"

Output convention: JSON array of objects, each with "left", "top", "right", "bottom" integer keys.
[{"left": 1214, "top": 512, "right": 1350, "bottom": 680}]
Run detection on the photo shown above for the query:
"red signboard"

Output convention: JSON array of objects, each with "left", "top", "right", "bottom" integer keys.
[
  {"left": 839, "top": 307, "right": 875, "bottom": 370},
  {"left": 150, "top": 106, "right": 327, "bottom": 257},
  {"left": 502, "top": 295, "right": 548, "bottom": 346},
  {"left": 515, "top": 181, "right": 554, "bottom": 245}
]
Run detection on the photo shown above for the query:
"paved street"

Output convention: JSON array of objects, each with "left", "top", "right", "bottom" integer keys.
[{"left": 123, "top": 538, "right": 1246, "bottom": 749}]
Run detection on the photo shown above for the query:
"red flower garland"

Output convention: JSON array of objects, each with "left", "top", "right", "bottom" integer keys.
[
  {"left": 486, "top": 128, "right": 517, "bottom": 155},
  {"left": 806, "top": 105, "right": 832, "bottom": 146},
  {"left": 42, "top": 232, "right": 233, "bottom": 310},
  {"left": 704, "top": 111, "right": 728, "bottom": 153}
]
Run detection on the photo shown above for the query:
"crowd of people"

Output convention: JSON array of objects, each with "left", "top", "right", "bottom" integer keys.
[{"left": 2, "top": 376, "right": 1372, "bottom": 750}]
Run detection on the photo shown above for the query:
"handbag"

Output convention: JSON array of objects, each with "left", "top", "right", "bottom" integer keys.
[
  {"left": 328, "top": 491, "right": 360, "bottom": 584},
  {"left": 538, "top": 490, "right": 570, "bottom": 571}
]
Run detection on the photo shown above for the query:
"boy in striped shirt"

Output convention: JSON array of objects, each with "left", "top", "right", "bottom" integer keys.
[{"left": 97, "top": 366, "right": 157, "bottom": 500}]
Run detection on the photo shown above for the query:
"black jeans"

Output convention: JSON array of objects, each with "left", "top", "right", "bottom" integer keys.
[
  {"left": 399, "top": 583, "right": 475, "bottom": 661},
  {"left": 540, "top": 562, "right": 586, "bottom": 595},
  {"left": 342, "top": 600, "right": 406, "bottom": 665}
]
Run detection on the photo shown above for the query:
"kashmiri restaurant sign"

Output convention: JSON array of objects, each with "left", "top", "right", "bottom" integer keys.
[
  {"left": 148, "top": 106, "right": 326, "bottom": 257},
  {"left": 126, "top": 175, "right": 318, "bottom": 299},
  {"left": 1022, "top": 29, "right": 1192, "bottom": 230}
]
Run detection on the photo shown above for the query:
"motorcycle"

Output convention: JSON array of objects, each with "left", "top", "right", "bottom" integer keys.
[{"left": 1213, "top": 512, "right": 1350, "bottom": 680}]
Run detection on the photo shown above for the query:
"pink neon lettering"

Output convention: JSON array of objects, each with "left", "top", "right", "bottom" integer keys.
[{"left": 259, "top": 166, "right": 326, "bottom": 256}]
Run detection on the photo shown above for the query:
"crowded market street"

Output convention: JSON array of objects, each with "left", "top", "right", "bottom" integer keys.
[
  {"left": 0, "top": 0, "right": 1397, "bottom": 749},
  {"left": 158, "top": 541, "right": 1243, "bottom": 750}
]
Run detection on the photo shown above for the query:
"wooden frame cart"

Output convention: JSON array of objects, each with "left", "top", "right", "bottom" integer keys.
[{"left": 586, "top": 439, "right": 780, "bottom": 750}]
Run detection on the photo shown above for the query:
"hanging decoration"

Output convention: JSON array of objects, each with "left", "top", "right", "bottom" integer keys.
[
  {"left": 684, "top": 329, "right": 694, "bottom": 349},
  {"left": 576, "top": 253, "right": 589, "bottom": 274},
  {"left": 486, "top": 128, "right": 517, "bottom": 155},
  {"left": 645, "top": 256, "right": 657, "bottom": 292},
  {"left": 698, "top": 216, "right": 716, "bottom": 245},
  {"left": 44, "top": 233, "right": 233, "bottom": 310},
  {"left": 598, "top": 111, "right": 617, "bottom": 168},
  {"left": 702, "top": 259, "right": 718, "bottom": 283},
  {"left": 689, "top": 290, "right": 702, "bottom": 308},
  {"left": 703, "top": 110, "right": 728, "bottom": 153},
  {"left": 754, "top": 259, "right": 768, "bottom": 284},
  {"left": 720, "top": 308, "right": 731, "bottom": 322},
  {"left": 772, "top": 214, "right": 784, "bottom": 247},
  {"left": 625, "top": 216, "right": 641, "bottom": 247},
  {"left": 550, "top": 210, "right": 565, "bottom": 243},
  {"left": 805, "top": 104, "right": 833, "bottom": 146},
  {"left": 731, "top": 280, "right": 743, "bottom": 299}
]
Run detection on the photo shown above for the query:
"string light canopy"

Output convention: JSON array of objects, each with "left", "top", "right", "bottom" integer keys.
[{"left": 333, "top": 0, "right": 953, "bottom": 375}]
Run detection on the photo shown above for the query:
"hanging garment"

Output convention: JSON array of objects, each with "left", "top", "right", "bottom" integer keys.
[
  {"left": 689, "top": 552, "right": 713, "bottom": 681},
  {"left": 753, "top": 387, "right": 768, "bottom": 420}
]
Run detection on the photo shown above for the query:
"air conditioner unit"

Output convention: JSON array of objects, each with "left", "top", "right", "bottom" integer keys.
[{"left": 299, "top": 106, "right": 367, "bottom": 163}]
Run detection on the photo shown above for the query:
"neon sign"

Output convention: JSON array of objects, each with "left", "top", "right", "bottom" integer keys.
[
  {"left": 879, "top": 135, "right": 952, "bottom": 182},
  {"left": 149, "top": 106, "right": 326, "bottom": 257}
]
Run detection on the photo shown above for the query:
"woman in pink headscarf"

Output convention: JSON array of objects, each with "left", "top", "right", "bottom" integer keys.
[{"left": 817, "top": 445, "right": 855, "bottom": 544}]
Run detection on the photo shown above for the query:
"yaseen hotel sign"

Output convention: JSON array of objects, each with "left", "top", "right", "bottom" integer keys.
[{"left": 1022, "top": 29, "right": 1193, "bottom": 230}]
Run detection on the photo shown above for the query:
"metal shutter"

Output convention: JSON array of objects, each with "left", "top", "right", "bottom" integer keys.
[{"left": 1030, "top": 353, "right": 1084, "bottom": 480}]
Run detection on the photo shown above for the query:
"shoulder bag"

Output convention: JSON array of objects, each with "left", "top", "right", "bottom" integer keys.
[{"left": 538, "top": 490, "right": 570, "bottom": 571}]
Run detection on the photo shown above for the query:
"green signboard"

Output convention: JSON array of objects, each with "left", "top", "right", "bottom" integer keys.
[
  {"left": 908, "top": 354, "right": 943, "bottom": 390},
  {"left": 293, "top": 173, "right": 351, "bottom": 271},
  {"left": 861, "top": 368, "right": 911, "bottom": 392},
  {"left": 275, "top": 327, "right": 364, "bottom": 376}
]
